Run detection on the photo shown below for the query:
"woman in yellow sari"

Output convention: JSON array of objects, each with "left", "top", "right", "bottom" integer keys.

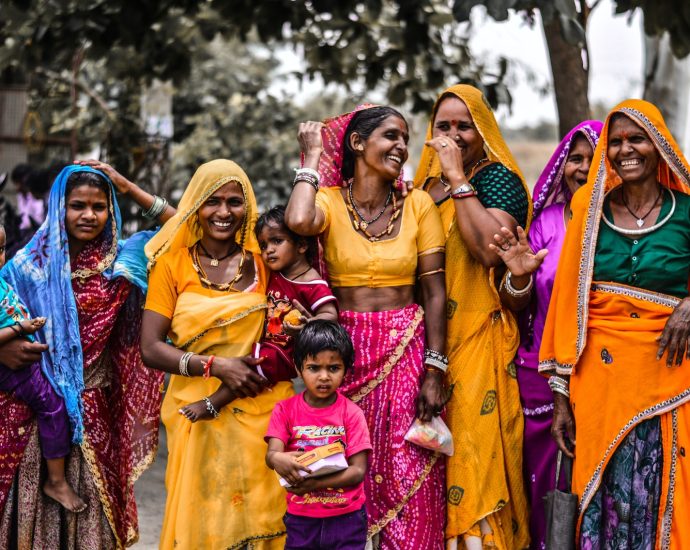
[
  {"left": 540, "top": 99, "right": 690, "bottom": 548},
  {"left": 140, "top": 159, "right": 293, "bottom": 549},
  {"left": 414, "top": 84, "right": 531, "bottom": 549}
]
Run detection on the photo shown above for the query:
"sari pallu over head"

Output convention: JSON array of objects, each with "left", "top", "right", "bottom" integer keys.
[
  {"left": 539, "top": 99, "right": 690, "bottom": 375},
  {"left": 538, "top": 100, "right": 690, "bottom": 542},
  {"left": 413, "top": 83, "right": 532, "bottom": 228},
  {"left": 146, "top": 160, "right": 292, "bottom": 549},
  {"left": 0, "top": 165, "right": 151, "bottom": 442},
  {"left": 532, "top": 120, "right": 603, "bottom": 217}
]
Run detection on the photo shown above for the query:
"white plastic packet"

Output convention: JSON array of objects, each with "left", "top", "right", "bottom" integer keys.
[{"left": 404, "top": 416, "right": 454, "bottom": 456}]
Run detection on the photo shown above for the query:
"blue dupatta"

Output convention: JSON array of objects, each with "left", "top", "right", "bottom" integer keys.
[{"left": 1, "top": 165, "right": 151, "bottom": 442}]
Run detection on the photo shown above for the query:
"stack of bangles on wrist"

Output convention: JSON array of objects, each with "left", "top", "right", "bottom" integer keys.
[
  {"left": 424, "top": 349, "right": 448, "bottom": 373},
  {"left": 548, "top": 375, "right": 570, "bottom": 398},
  {"left": 293, "top": 167, "right": 320, "bottom": 191},
  {"left": 203, "top": 397, "right": 220, "bottom": 418},
  {"left": 178, "top": 352, "right": 194, "bottom": 377},
  {"left": 504, "top": 271, "right": 533, "bottom": 297},
  {"left": 142, "top": 195, "right": 168, "bottom": 220}
]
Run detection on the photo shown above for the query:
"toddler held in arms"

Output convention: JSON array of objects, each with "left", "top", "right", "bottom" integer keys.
[
  {"left": 0, "top": 225, "right": 86, "bottom": 512},
  {"left": 180, "top": 205, "right": 338, "bottom": 421},
  {"left": 266, "top": 320, "right": 371, "bottom": 550}
]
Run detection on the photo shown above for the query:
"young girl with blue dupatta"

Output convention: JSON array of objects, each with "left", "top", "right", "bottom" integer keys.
[{"left": 0, "top": 161, "right": 173, "bottom": 549}]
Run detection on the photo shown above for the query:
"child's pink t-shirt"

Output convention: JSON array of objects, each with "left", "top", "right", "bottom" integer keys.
[{"left": 266, "top": 391, "right": 371, "bottom": 518}]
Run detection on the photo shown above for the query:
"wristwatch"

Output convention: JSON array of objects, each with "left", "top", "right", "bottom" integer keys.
[{"left": 450, "top": 182, "right": 477, "bottom": 199}]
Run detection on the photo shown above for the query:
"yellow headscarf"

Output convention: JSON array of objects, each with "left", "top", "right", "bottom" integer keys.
[
  {"left": 540, "top": 98, "right": 690, "bottom": 374},
  {"left": 145, "top": 159, "right": 260, "bottom": 266},
  {"left": 413, "top": 84, "right": 532, "bottom": 227}
]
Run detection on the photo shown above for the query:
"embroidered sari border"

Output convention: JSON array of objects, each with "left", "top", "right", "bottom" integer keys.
[
  {"left": 579, "top": 389, "right": 690, "bottom": 517},
  {"left": 179, "top": 303, "right": 267, "bottom": 350},
  {"left": 590, "top": 283, "right": 681, "bottom": 309},
  {"left": 348, "top": 307, "right": 424, "bottom": 403},
  {"left": 660, "top": 409, "right": 678, "bottom": 550},
  {"left": 367, "top": 453, "right": 439, "bottom": 539}
]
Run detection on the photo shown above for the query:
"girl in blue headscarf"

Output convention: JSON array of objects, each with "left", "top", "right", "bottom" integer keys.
[{"left": 0, "top": 161, "right": 173, "bottom": 549}]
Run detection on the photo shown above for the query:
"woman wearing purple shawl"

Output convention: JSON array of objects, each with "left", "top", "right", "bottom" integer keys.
[{"left": 492, "top": 120, "right": 602, "bottom": 549}]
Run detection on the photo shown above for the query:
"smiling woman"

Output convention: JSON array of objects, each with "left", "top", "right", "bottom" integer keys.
[
  {"left": 540, "top": 99, "right": 690, "bottom": 548},
  {"left": 285, "top": 106, "right": 448, "bottom": 549}
]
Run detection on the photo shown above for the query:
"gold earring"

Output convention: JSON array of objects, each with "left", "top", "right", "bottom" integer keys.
[{"left": 356, "top": 145, "right": 364, "bottom": 151}]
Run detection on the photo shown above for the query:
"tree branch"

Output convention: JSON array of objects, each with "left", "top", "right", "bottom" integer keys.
[{"left": 34, "top": 66, "right": 114, "bottom": 119}]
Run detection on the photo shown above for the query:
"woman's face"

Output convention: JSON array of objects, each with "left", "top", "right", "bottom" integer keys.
[
  {"left": 197, "top": 181, "right": 246, "bottom": 243},
  {"left": 433, "top": 96, "right": 485, "bottom": 168},
  {"left": 65, "top": 184, "right": 109, "bottom": 246},
  {"left": 354, "top": 115, "right": 409, "bottom": 180},
  {"left": 563, "top": 134, "right": 595, "bottom": 195},
  {"left": 607, "top": 115, "right": 659, "bottom": 185}
]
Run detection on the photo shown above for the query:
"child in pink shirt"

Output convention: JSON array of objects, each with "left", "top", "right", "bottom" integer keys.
[{"left": 266, "top": 320, "right": 371, "bottom": 550}]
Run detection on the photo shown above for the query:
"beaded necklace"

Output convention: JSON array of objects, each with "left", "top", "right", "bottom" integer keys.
[
  {"left": 345, "top": 184, "right": 401, "bottom": 242},
  {"left": 191, "top": 242, "right": 245, "bottom": 291}
]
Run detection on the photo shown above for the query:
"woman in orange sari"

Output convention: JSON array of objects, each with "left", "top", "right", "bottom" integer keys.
[{"left": 540, "top": 99, "right": 690, "bottom": 548}]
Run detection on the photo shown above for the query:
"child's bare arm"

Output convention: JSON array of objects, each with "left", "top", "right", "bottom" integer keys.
[
  {"left": 0, "top": 317, "right": 45, "bottom": 345},
  {"left": 286, "top": 450, "right": 368, "bottom": 495},
  {"left": 266, "top": 438, "right": 312, "bottom": 487},
  {"left": 312, "top": 301, "right": 337, "bottom": 322}
]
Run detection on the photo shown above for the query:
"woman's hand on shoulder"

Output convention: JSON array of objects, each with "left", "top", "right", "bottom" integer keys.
[
  {"left": 489, "top": 226, "right": 547, "bottom": 277},
  {"left": 212, "top": 355, "right": 269, "bottom": 398},
  {"left": 657, "top": 297, "right": 690, "bottom": 367},
  {"left": 416, "top": 369, "right": 450, "bottom": 422},
  {"left": 74, "top": 159, "right": 132, "bottom": 195}
]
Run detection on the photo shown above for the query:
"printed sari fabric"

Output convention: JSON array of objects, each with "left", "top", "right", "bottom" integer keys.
[
  {"left": 339, "top": 304, "right": 445, "bottom": 550},
  {"left": 144, "top": 159, "right": 292, "bottom": 550},
  {"left": 0, "top": 165, "right": 163, "bottom": 549},
  {"left": 517, "top": 120, "right": 602, "bottom": 550},
  {"left": 540, "top": 99, "right": 690, "bottom": 548},
  {"left": 414, "top": 84, "right": 531, "bottom": 549}
]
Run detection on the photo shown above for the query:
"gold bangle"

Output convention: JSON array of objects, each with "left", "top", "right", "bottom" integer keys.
[
  {"left": 418, "top": 246, "right": 445, "bottom": 257},
  {"left": 418, "top": 268, "right": 445, "bottom": 279}
]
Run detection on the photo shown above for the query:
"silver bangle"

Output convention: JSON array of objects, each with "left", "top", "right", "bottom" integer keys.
[
  {"left": 548, "top": 375, "right": 570, "bottom": 398},
  {"left": 294, "top": 167, "right": 320, "bottom": 180},
  {"left": 424, "top": 357, "right": 449, "bottom": 372},
  {"left": 178, "top": 352, "right": 193, "bottom": 377},
  {"left": 504, "top": 272, "right": 533, "bottom": 297},
  {"left": 203, "top": 397, "right": 220, "bottom": 418},
  {"left": 142, "top": 195, "right": 168, "bottom": 220},
  {"left": 551, "top": 386, "right": 570, "bottom": 398}
]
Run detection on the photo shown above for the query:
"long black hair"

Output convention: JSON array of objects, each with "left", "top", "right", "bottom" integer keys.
[{"left": 341, "top": 106, "right": 407, "bottom": 181}]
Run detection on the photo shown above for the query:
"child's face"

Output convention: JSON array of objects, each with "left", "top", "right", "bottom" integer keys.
[
  {"left": 257, "top": 223, "right": 307, "bottom": 273},
  {"left": 299, "top": 350, "right": 346, "bottom": 407},
  {"left": 0, "top": 228, "right": 6, "bottom": 268}
]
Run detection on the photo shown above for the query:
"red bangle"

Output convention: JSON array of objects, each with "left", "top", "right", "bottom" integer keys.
[
  {"left": 203, "top": 355, "right": 215, "bottom": 379},
  {"left": 451, "top": 189, "right": 478, "bottom": 200}
]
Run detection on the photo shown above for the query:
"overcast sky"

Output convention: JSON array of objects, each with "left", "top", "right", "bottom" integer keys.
[{"left": 472, "top": 0, "right": 644, "bottom": 128}]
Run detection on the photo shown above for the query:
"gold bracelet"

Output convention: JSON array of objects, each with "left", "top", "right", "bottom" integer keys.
[{"left": 418, "top": 268, "right": 445, "bottom": 279}]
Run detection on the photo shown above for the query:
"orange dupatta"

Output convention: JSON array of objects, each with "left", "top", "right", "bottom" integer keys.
[{"left": 539, "top": 99, "right": 690, "bottom": 546}]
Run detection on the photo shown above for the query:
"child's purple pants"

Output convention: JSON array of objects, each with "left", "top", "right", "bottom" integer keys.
[{"left": 0, "top": 362, "right": 71, "bottom": 459}]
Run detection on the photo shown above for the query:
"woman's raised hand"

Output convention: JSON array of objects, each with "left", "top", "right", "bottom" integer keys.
[
  {"left": 212, "top": 356, "right": 269, "bottom": 398},
  {"left": 424, "top": 136, "right": 465, "bottom": 183},
  {"left": 74, "top": 159, "right": 132, "bottom": 195},
  {"left": 657, "top": 297, "right": 690, "bottom": 366},
  {"left": 489, "top": 226, "right": 548, "bottom": 277},
  {"left": 298, "top": 121, "right": 324, "bottom": 157}
]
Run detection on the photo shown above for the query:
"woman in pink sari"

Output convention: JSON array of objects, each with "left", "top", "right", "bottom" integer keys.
[{"left": 285, "top": 106, "right": 448, "bottom": 549}]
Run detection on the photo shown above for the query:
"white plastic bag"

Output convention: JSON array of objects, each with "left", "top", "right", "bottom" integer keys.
[{"left": 404, "top": 416, "right": 454, "bottom": 456}]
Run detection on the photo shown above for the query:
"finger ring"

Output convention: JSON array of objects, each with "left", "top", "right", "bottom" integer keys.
[
  {"left": 501, "top": 244, "right": 510, "bottom": 251},
  {"left": 441, "top": 142, "right": 448, "bottom": 148}
]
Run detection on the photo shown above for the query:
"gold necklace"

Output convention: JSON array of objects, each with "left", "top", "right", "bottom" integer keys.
[
  {"left": 197, "top": 240, "right": 238, "bottom": 267},
  {"left": 191, "top": 242, "right": 245, "bottom": 291},
  {"left": 345, "top": 188, "right": 400, "bottom": 242}
]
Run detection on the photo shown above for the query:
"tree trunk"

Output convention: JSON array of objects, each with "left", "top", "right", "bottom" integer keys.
[
  {"left": 643, "top": 31, "right": 690, "bottom": 151},
  {"left": 541, "top": 16, "right": 591, "bottom": 139}
]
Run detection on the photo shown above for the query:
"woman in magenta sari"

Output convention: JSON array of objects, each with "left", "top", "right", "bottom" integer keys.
[
  {"left": 285, "top": 106, "right": 448, "bottom": 549},
  {"left": 495, "top": 120, "right": 602, "bottom": 549}
]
